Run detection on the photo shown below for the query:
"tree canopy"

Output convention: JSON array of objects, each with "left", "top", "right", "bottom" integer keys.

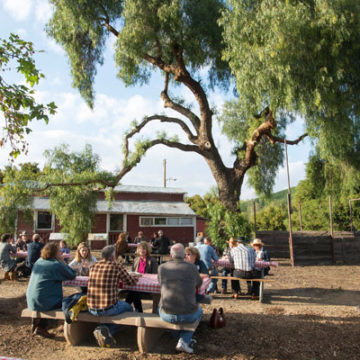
[
  {"left": 0, "top": 34, "right": 56, "bottom": 159},
  {"left": 45, "top": 0, "right": 360, "bottom": 210}
]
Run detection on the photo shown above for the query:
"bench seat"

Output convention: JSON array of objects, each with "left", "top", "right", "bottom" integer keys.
[
  {"left": 21, "top": 308, "right": 198, "bottom": 353},
  {"left": 210, "top": 276, "right": 274, "bottom": 303}
]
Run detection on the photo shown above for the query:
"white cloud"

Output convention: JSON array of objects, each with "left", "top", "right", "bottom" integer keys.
[
  {"left": 16, "top": 28, "right": 28, "bottom": 37},
  {"left": 34, "top": 0, "right": 53, "bottom": 24},
  {"left": 3, "top": 0, "right": 32, "bottom": 21}
]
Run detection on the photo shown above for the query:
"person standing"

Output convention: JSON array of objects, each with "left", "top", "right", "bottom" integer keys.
[
  {"left": 221, "top": 237, "right": 239, "bottom": 294},
  {"left": 196, "top": 237, "right": 219, "bottom": 294},
  {"left": 158, "top": 243, "right": 203, "bottom": 354},
  {"left": 252, "top": 238, "right": 271, "bottom": 276},
  {"left": 230, "top": 238, "right": 261, "bottom": 300},
  {"left": 153, "top": 230, "right": 171, "bottom": 255},
  {"left": 87, "top": 245, "right": 138, "bottom": 348}
]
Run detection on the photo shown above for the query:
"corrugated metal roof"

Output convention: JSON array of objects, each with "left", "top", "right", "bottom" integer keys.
[
  {"left": 111, "top": 185, "right": 186, "bottom": 194},
  {"left": 33, "top": 198, "right": 195, "bottom": 216}
]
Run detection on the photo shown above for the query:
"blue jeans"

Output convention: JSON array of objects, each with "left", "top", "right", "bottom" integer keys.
[
  {"left": 159, "top": 306, "right": 203, "bottom": 344},
  {"left": 207, "top": 268, "right": 218, "bottom": 293},
  {"left": 88, "top": 300, "right": 133, "bottom": 336}
]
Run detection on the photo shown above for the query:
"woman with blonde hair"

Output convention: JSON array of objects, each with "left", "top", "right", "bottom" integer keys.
[
  {"left": 125, "top": 241, "right": 157, "bottom": 312},
  {"left": 69, "top": 242, "right": 97, "bottom": 276}
]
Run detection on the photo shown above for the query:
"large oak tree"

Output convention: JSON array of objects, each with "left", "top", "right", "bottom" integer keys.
[{"left": 46, "top": 0, "right": 360, "bottom": 211}]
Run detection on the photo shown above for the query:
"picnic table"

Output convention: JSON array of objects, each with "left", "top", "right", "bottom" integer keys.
[
  {"left": 13, "top": 251, "right": 72, "bottom": 260},
  {"left": 63, "top": 273, "right": 210, "bottom": 295},
  {"left": 64, "top": 273, "right": 211, "bottom": 313}
]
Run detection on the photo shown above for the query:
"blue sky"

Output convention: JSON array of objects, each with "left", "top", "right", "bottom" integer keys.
[{"left": 0, "top": 0, "right": 311, "bottom": 200}]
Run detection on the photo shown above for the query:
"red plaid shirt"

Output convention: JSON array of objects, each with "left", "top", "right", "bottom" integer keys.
[{"left": 87, "top": 259, "right": 137, "bottom": 309}]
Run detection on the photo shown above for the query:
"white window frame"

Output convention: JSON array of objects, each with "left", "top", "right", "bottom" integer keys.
[
  {"left": 139, "top": 216, "right": 194, "bottom": 227},
  {"left": 108, "top": 213, "right": 125, "bottom": 232}
]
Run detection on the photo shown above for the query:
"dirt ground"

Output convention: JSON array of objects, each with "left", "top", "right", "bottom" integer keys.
[{"left": 1, "top": 258, "right": 360, "bottom": 360}]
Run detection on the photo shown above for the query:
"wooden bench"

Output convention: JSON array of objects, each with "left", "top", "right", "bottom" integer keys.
[
  {"left": 210, "top": 276, "right": 274, "bottom": 303},
  {"left": 21, "top": 308, "right": 198, "bottom": 353}
]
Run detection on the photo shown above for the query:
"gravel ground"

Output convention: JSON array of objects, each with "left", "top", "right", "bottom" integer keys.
[{"left": 1, "top": 258, "right": 360, "bottom": 360}]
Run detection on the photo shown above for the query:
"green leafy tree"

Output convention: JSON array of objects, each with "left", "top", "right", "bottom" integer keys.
[
  {"left": 0, "top": 34, "right": 56, "bottom": 158},
  {"left": 0, "top": 163, "right": 40, "bottom": 234},
  {"left": 206, "top": 202, "right": 252, "bottom": 251},
  {"left": 46, "top": 0, "right": 316, "bottom": 211},
  {"left": 221, "top": 0, "right": 360, "bottom": 185},
  {"left": 256, "top": 203, "right": 288, "bottom": 231},
  {"left": 42, "top": 144, "right": 111, "bottom": 246}
]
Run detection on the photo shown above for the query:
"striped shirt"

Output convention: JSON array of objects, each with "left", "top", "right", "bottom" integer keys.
[
  {"left": 87, "top": 259, "right": 137, "bottom": 310},
  {"left": 230, "top": 244, "right": 256, "bottom": 271}
]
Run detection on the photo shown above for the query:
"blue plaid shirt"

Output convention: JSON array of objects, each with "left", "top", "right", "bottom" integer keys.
[{"left": 230, "top": 244, "right": 256, "bottom": 271}]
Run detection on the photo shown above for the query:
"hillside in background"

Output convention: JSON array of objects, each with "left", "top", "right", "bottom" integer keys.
[{"left": 240, "top": 187, "right": 296, "bottom": 212}]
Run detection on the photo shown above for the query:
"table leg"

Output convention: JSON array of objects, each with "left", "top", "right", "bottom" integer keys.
[{"left": 152, "top": 294, "right": 160, "bottom": 314}]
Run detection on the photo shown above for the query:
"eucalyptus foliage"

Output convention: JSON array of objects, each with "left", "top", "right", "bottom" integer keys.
[
  {"left": 0, "top": 34, "right": 56, "bottom": 159},
  {"left": 42, "top": 144, "right": 109, "bottom": 246},
  {"left": 221, "top": 0, "right": 360, "bottom": 168},
  {"left": 0, "top": 163, "right": 39, "bottom": 234}
]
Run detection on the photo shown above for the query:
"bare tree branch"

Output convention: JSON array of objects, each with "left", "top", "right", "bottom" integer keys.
[
  {"left": 147, "top": 115, "right": 198, "bottom": 143},
  {"left": 266, "top": 133, "right": 308, "bottom": 145}
]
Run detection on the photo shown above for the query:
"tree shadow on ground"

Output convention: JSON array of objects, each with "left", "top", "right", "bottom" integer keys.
[{"left": 266, "top": 287, "right": 360, "bottom": 306}]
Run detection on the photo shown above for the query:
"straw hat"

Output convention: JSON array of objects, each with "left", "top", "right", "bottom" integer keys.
[{"left": 252, "top": 238, "right": 264, "bottom": 246}]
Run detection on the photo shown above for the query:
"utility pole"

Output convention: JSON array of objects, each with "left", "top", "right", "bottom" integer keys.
[
  {"left": 285, "top": 140, "right": 294, "bottom": 266},
  {"left": 163, "top": 159, "right": 166, "bottom": 187}
]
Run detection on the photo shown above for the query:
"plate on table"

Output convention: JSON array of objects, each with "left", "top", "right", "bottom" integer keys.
[{"left": 129, "top": 271, "right": 142, "bottom": 277}]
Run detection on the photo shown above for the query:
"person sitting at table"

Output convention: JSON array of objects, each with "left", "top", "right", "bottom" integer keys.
[
  {"left": 184, "top": 246, "right": 209, "bottom": 303},
  {"left": 221, "top": 237, "right": 239, "bottom": 294},
  {"left": 60, "top": 240, "right": 71, "bottom": 264},
  {"left": 150, "top": 231, "right": 159, "bottom": 246},
  {"left": 125, "top": 241, "right": 158, "bottom": 312},
  {"left": 184, "top": 246, "right": 208, "bottom": 275},
  {"left": 134, "top": 231, "right": 147, "bottom": 244},
  {"left": 16, "top": 231, "right": 30, "bottom": 251},
  {"left": 196, "top": 236, "right": 219, "bottom": 294},
  {"left": 0, "top": 234, "right": 22, "bottom": 280},
  {"left": 24, "top": 233, "right": 44, "bottom": 274},
  {"left": 158, "top": 243, "right": 203, "bottom": 354},
  {"left": 252, "top": 238, "right": 271, "bottom": 276},
  {"left": 230, "top": 238, "right": 261, "bottom": 300},
  {"left": 115, "top": 232, "right": 128, "bottom": 264},
  {"left": 87, "top": 245, "right": 138, "bottom": 348},
  {"left": 26, "top": 242, "right": 76, "bottom": 338},
  {"left": 69, "top": 242, "right": 97, "bottom": 276}
]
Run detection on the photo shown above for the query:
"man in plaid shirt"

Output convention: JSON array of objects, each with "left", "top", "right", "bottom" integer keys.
[
  {"left": 87, "top": 245, "right": 138, "bottom": 348},
  {"left": 230, "top": 239, "right": 261, "bottom": 300}
]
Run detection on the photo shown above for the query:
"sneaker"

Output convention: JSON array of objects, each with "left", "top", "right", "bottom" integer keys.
[
  {"left": 189, "top": 338, "right": 197, "bottom": 347},
  {"left": 93, "top": 325, "right": 116, "bottom": 348},
  {"left": 176, "top": 338, "right": 194, "bottom": 354}
]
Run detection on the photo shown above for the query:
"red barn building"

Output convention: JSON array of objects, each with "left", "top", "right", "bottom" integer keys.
[{"left": 17, "top": 185, "right": 197, "bottom": 248}]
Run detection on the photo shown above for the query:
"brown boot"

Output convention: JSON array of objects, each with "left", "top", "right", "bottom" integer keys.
[
  {"left": 4, "top": 272, "right": 11, "bottom": 280},
  {"left": 9, "top": 272, "right": 17, "bottom": 281}
]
